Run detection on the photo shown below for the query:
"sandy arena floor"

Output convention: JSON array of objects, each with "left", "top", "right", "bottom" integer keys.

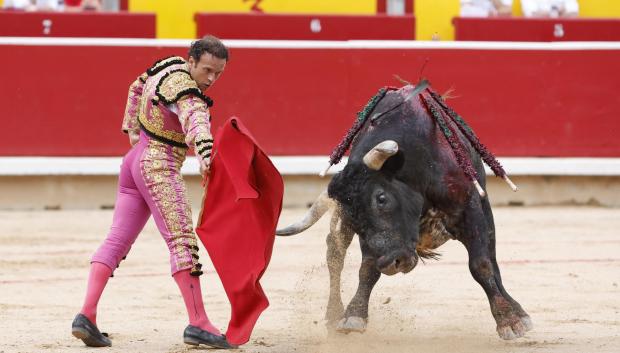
[{"left": 1, "top": 206, "right": 619, "bottom": 353}]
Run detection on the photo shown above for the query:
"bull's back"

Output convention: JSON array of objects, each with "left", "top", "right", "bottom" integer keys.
[{"left": 350, "top": 91, "right": 485, "bottom": 207}]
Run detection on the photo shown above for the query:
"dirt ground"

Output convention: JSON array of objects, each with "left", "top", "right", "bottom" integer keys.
[{"left": 1, "top": 206, "right": 619, "bottom": 353}]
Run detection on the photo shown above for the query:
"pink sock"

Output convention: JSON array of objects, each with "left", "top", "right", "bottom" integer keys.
[
  {"left": 79, "top": 262, "right": 113, "bottom": 326},
  {"left": 173, "top": 269, "right": 221, "bottom": 335}
]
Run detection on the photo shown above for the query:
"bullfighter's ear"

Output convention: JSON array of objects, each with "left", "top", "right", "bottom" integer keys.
[{"left": 381, "top": 150, "right": 405, "bottom": 174}]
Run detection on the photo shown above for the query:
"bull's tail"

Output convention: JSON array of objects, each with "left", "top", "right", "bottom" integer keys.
[{"left": 276, "top": 191, "right": 335, "bottom": 236}]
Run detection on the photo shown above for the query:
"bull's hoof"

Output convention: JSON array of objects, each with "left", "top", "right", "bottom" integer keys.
[
  {"left": 497, "top": 325, "right": 518, "bottom": 340},
  {"left": 496, "top": 315, "right": 533, "bottom": 340},
  {"left": 336, "top": 316, "right": 367, "bottom": 333},
  {"left": 325, "top": 300, "right": 345, "bottom": 324},
  {"left": 521, "top": 315, "right": 534, "bottom": 332}
]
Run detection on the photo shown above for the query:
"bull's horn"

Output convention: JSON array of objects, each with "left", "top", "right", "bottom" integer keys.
[
  {"left": 363, "top": 140, "right": 399, "bottom": 170},
  {"left": 276, "top": 191, "right": 336, "bottom": 236}
]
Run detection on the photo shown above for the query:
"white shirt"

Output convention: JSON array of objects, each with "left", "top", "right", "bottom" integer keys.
[
  {"left": 520, "top": 0, "right": 579, "bottom": 17},
  {"left": 3, "top": 0, "right": 33, "bottom": 9},
  {"left": 460, "top": 0, "right": 513, "bottom": 17},
  {"left": 2, "top": 0, "right": 59, "bottom": 10}
]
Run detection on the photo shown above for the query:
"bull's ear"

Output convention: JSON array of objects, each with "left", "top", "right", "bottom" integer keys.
[
  {"left": 328, "top": 166, "right": 361, "bottom": 205},
  {"left": 327, "top": 171, "right": 346, "bottom": 202},
  {"left": 381, "top": 150, "right": 405, "bottom": 174},
  {"left": 328, "top": 163, "right": 371, "bottom": 205}
]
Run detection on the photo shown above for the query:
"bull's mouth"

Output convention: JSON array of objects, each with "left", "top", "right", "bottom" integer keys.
[{"left": 376, "top": 253, "right": 418, "bottom": 276}]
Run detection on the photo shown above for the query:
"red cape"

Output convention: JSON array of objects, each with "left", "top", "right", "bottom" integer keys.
[{"left": 196, "top": 117, "right": 284, "bottom": 345}]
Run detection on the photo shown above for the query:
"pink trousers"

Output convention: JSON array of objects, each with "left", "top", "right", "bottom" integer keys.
[{"left": 91, "top": 132, "right": 202, "bottom": 276}]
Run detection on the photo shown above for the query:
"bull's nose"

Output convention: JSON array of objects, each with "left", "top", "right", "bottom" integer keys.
[{"left": 377, "top": 252, "right": 416, "bottom": 276}]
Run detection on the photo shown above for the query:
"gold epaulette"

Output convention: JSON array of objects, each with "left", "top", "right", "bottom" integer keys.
[
  {"left": 146, "top": 56, "right": 186, "bottom": 77},
  {"left": 152, "top": 69, "right": 214, "bottom": 107},
  {"left": 137, "top": 72, "right": 148, "bottom": 84}
]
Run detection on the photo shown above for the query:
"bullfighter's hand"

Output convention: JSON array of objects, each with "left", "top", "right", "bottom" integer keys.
[
  {"left": 129, "top": 130, "right": 140, "bottom": 146},
  {"left": 199, "top": 156, "right": 211, "bottom": 178}
]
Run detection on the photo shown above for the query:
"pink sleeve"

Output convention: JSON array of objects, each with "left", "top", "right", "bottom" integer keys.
[
  {"left": 177, "top": 95, "right": 213, "bottom": 161},
  {"left": 121, "top": 73, "right": 146, "bottom": 134}
]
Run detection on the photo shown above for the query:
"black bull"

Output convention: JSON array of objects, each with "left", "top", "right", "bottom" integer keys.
[{"left": 277, "top": 84, "right": 532, "bottom": 340}]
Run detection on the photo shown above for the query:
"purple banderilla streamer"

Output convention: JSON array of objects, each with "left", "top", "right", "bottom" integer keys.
[
  {"left": 328, "top": 118, "right": 366, "bottom": 166},
  {"left": 328, "top": 88, "right": 388, "bottom": 166},
  {"left": 428, "top": 89, "right": 506, "bottom": 178},
  {"left": 420, "top": 92, "right": 479, "bottom": 184}
]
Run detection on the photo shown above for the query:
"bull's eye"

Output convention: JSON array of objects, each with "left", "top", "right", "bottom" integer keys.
[{"left": 377, "top": 193, "right": 387, "bottom": 205}]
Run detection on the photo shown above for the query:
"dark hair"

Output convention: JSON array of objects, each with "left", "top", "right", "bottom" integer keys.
[{"left": 188, "top": 35, "right": 229, "bottom": 62}]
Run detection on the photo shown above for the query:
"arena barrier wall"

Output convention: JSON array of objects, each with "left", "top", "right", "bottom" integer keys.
[
  {"left": 1, "top": 38, "right": 619, "bottom": 177},
  {"left": 0, "top": 11, "right": 156, "bottom": 38},
  {"left": 195, "top": 13, "right": 415, "bottom": 40},
  {"left": 454, "top": 17, "right": 620, "bottom": 42}
]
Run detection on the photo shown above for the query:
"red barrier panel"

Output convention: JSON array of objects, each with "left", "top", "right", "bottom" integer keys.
[
  {"left": 195, "top": 13, "right": 415, "bottom": 40},
  {"left": 1, "top": 40, "right": 619, "bottom": 157},
  {"left": 0, "top": 11, "right": 155, "bottom": 38},
  {"left": 454, "top": 17, "right": 620, "bottom": 42}
]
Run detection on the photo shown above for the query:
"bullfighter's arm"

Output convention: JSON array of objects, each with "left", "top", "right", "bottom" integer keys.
[
  {"left": 121, "top": 72, "right": 147, "bottom": 144},
  {"left": 176, "top": 95, "right": 213, "bottom": 166}
]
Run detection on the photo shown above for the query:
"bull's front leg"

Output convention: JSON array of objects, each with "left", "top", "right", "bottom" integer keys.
[
  {"left": 325, "top": 210, "right": 355, "bottom": 327},
  {"left": 336, "top": 245, "right": 381, "bottom": 333},
  {"left": 459, "top": 197, "right": 533, "bottom": 340}
]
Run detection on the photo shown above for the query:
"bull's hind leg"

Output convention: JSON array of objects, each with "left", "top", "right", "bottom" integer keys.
[
  {"left": 325, "top": 209, "right": 355, "bottom": 327},
  {"left": 480, "top": 198, "right": 533, "bottom": 334},
  {"left": 459, "top": 197, "right": 532, "bottom": 340}
]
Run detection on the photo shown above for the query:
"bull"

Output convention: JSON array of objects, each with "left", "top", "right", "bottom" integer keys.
[{"left": 277, "top": 82, "right": 532, "bottom": 340}]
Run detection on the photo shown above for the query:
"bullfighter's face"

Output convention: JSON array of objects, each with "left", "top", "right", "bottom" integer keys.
[{"left": 188, "top": 52, "right": 227, "bottom": 92}]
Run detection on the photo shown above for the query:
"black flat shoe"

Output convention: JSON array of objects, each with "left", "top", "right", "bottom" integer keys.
[
  {"left": 71, "top": 313, "right": 112, "bottom": 347},
  {"left": 183, "top": 325, "right": 238, "bottom": 349}
]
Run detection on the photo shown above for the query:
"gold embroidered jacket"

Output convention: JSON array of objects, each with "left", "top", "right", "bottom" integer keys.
[{"left": 122, "top": 56, "right": 214, "bottom": 161}]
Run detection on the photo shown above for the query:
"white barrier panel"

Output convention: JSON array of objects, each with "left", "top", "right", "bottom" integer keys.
[
  {"left": 2, "top": 37, "right": 620, "bottom": 50},
  {"left": 1, "top": 157, "right": 619, "bottom": 176}
]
